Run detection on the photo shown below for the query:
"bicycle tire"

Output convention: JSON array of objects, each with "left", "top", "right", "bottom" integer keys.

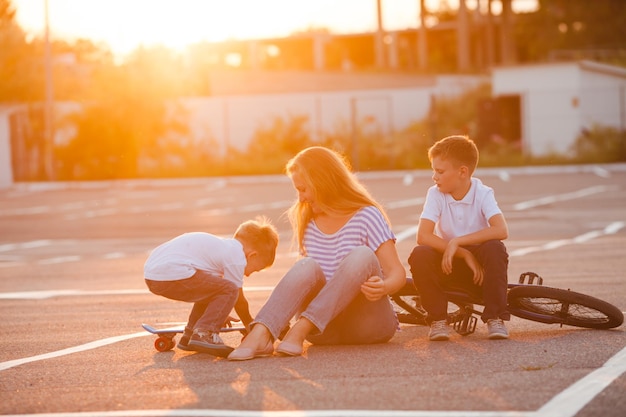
[{"left": 507, "top": 285, "right": 624, "bottom": 329}]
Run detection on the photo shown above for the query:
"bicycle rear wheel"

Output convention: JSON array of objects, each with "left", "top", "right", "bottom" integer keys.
[{"left": 507, "top": 285, "right": 624, "bottom": 329}]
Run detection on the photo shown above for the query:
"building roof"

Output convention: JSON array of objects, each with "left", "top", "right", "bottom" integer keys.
[
  {"left": 207, "top": 70, "right": 437, "bottom": 96},
  {"left": 492, "top": 60, "right": 626, "bottom": 79}
]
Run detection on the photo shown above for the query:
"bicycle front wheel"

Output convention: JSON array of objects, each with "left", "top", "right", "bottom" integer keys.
[{"left": 507, "top": 286, "right": 624, "bottom": 329}]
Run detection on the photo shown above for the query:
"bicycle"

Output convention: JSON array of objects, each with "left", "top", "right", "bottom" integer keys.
[{"left": 390, "top": 272, "right": 624, "bottom": 335}]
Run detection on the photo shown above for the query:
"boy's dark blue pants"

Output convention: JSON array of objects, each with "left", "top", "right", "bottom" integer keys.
[
  {"left": 408, "top": 240, "right": 510, "bottom": 323},
  {"left": 145, "top": 270, "right": 238, "bottom": 333}
]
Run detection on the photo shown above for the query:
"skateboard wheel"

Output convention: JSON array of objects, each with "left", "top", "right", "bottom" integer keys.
[{"left": 154, "top": 337, "right": 174, "bottom": 352}]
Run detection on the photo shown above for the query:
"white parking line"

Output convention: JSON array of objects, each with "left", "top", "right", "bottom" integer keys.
[
  {"left": 0, "top": 240, "right": 52, "bottom": 252},
  {"left": 386, "top": 198, "right": 424, "bottom": 209},
  {"left": 0, "top": 410, "right": 538, "bottom": 417},
  {"left": 0, "top": 286, "right": 275, "bottom": 300},
  {"left": 513, "top": 185, "right": 616, "bottom": 211},
  {"left": 509, "top": 221, "right": 624, "bottom": 257},
  {"left": 0, "top": 332, "right": 147, "bottom": 372},
  {"left": 538, "top": 345, "right": 626, "bottom": 416},
  {"left": 2, "top": 345, "right": 626, "bottom": 416},
  {"left": 37, "top": 255, "right": 82, "bottom": 265},
  {"left": 0, "top": 410, "right": 537, "bottom": 417}
]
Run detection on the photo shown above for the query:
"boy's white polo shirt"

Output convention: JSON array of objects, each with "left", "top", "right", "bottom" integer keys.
[{"left": 420, "top": 177, "right": 502, "bottom": 241}]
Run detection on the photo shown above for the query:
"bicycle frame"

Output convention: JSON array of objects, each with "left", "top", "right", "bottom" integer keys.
[
  {"left": 391, "top": 273, "right": 541, "bottom": 328},
  {"left": 391, "top": 272, "right": 623, "bottom": 334}
]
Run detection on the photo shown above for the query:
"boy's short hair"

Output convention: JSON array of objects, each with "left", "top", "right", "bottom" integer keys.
[
  {"left": 234, "top": 216, "right": 279, "bottom": 267},
  {"left": 428, "top": 135, "right": 479, "bottom": 174}
]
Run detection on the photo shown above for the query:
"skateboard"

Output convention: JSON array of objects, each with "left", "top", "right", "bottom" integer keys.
[{"left": 142, "top": 323, "right": 246, "bottom": 352}]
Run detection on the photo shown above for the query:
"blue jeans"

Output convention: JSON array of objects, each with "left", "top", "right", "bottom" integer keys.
[
  {"left": 145, "top": 269, "right": 238, "bottom": 333},
  {"left": 408, "top": 240, "right": 510, "bottom": 323},
  {"left": 253, "top": 246, "right": 398, "bottom": 345}
]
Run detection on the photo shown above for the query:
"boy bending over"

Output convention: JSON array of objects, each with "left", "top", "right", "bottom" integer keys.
[{"left": 144, "top": 216, "right": 279, "bottom": 356}]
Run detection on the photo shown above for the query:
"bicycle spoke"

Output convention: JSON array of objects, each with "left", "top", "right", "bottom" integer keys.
[{"left": 517, "top": 297, "right": 611, "bottom": 324}]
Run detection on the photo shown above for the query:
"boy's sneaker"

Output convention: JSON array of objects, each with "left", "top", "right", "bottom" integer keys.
[
  {"left": 429, "top": 320, "right": 450, "bottom": 341},
  {"left": 177, "top": 327, "right": 194, "bottom": 351},
  {"left": 188, "top": 330, "right": 234, "bottom": 357},
  {"left": 487, "top": 319, "right": 509, "bottom": 340}
]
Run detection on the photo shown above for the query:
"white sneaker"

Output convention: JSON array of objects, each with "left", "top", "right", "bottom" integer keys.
[
  {"left": 429, "top": 320, "right": 450, "bottom": 341},
  {"left": 487, "top": 319, "right": 509, "bottom": 340}
]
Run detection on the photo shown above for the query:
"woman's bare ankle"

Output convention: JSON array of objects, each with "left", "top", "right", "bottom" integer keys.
[
  {"left": 241, "top": 324, "right": 272, "bottom": 348},
  {"left": 282, "top": 318, "right": 313, "bottom": 345}
]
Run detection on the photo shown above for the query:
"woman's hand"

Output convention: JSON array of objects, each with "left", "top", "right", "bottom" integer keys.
[{"left": 361, "top": 275, "right": 387, "bottom": 301}]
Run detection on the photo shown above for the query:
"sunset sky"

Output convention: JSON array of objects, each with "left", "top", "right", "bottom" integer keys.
[{"left": 13, "top": 0, "right": 537, "bottom": 58}]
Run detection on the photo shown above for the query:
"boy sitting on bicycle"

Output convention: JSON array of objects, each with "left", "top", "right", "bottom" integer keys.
[{"left": 408, "top": 135, "right": 510, "bottom": 341}]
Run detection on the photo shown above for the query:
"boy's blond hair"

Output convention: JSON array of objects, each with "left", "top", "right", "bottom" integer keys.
[
  {"left": 428, "top": 135, "right": 479, "bottom": 175},
  {"left": 234, "top": 216, "right": 279, "bottom": 267}
]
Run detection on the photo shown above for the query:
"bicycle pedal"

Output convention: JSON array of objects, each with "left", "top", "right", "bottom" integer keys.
[
  {"left": 519, "top": 272, "right": 543, "bottom": 285},
  {"left": 451, "top": 312, "right": 477, "bottom": 336}
]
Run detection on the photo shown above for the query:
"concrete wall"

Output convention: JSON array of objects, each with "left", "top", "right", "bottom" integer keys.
[
  {"left": 181, "top": 75, "right": 487, "bottom": 155},
  {"left": 2, "top": 75, "right": 486, "bottom": 182},
  {"left": 579, "top": 66, "right": 626, "bottom": 130},
  {"left": 182, "top": 88, "right": 434, "bottom": 154}
]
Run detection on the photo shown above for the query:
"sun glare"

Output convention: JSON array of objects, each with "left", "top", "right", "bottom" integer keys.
[{"left": 12, "top": 0, "right": 537, "bottom": 59}]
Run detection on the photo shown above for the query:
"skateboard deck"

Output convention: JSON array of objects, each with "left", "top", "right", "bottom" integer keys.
[{"left": 142, "top": 323, "right": 246, "bottom": 352}]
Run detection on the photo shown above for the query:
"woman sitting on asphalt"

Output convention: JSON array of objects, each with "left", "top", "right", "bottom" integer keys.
[{"left": 228, "top": 146, "right": 406, "bottom": 361}]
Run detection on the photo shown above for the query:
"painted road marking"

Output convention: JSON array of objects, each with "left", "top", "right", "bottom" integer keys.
[
  {"left": 508, "top": 221, "right": 624, "bottom": 257},
  {"left": 0, "top": 240, "right": 52, "bottom": 252},
  {"left": 2, "top": 345, "right": 626, "bottom": 417},
  {"left": 0, "top": 219, "right": 621, "bottom": 275},
  {"left": 538, "top": 345, "right": 626, "bottom": 417},
  {"left": 0, "top": 332, "right": 148, "bottom": 372},
  {"left": 0, "top": 286, "right": 276, "bottom": 300},
  {"left": 513, "top": 185, "right": 616, "bottom": 211},
  {"left": 0, "top": 410, "right": 549, "bottom": 417},
  {"left": 37, "top": 255, "right": 81, "bottom": 265},
  {"left": 386, "top": 198, "right": 424, "bottom": 209}
]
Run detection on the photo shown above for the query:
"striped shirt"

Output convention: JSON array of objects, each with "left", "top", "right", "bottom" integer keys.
[{"left": 303, "top": 206, "right": 395, "bottom": 280}]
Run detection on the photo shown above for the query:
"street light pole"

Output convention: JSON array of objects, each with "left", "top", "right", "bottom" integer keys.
[{"left": 44, "top": 0, "right": 54, "bottom": 180}]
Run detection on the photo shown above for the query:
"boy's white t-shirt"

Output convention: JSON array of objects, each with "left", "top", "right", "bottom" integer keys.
[
  {"left": 143, "top": 232, "right": 246, "bottom": 287},
  {"left": 420, "top": 177, "right": 502, "bottom": 241}
]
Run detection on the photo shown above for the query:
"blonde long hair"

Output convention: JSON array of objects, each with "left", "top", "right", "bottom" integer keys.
[{"left": 285, "top": 146, "right": 389, "bottom": 253}]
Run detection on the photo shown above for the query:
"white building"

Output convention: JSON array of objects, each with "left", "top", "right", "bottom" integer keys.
[
  {"left": 0, "top": 74, "right": 485, "bottom": 188},
  {"left": 492, "top": 60, "right": 626, "bottom": 157},
  {"left": 179, "top": 73, "right": 486, "bottom": 155}
]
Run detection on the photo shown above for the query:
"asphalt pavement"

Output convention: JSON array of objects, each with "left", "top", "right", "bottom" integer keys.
[{"left": 1, "top": 164, "right": 625, "bottom": 417}]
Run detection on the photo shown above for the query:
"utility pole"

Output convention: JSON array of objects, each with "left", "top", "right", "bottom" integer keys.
[
  {"left": 500, "top": 0, "right": 515, "bottom": 65},
  {"left": 457, "top": 0, "right": 470, "bottom": 72},
  {"left": 417, "top": 0, "right": 428, "bottom": 72},
  {"left": 44, "top": 0, "right": 54, "bottom": 180},
  {"left": 485, "top": 0, "right": 495, "bottom": 68},
  {"left": 375, "top": 0, "right": 385, "bottom": 69}
]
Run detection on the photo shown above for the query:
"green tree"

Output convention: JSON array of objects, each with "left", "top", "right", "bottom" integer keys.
[
  {"left": 224, "top": 114, "right": 313, "bottom": 175},
  {"left": 0, "top": 0, "right": 38, "bottom": 101},
  {"left": 56, "top": 50, "right": 191, "bottom": 180},
  {"left": 515, "top": 0, "right": 626, "bottom": 65}
]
